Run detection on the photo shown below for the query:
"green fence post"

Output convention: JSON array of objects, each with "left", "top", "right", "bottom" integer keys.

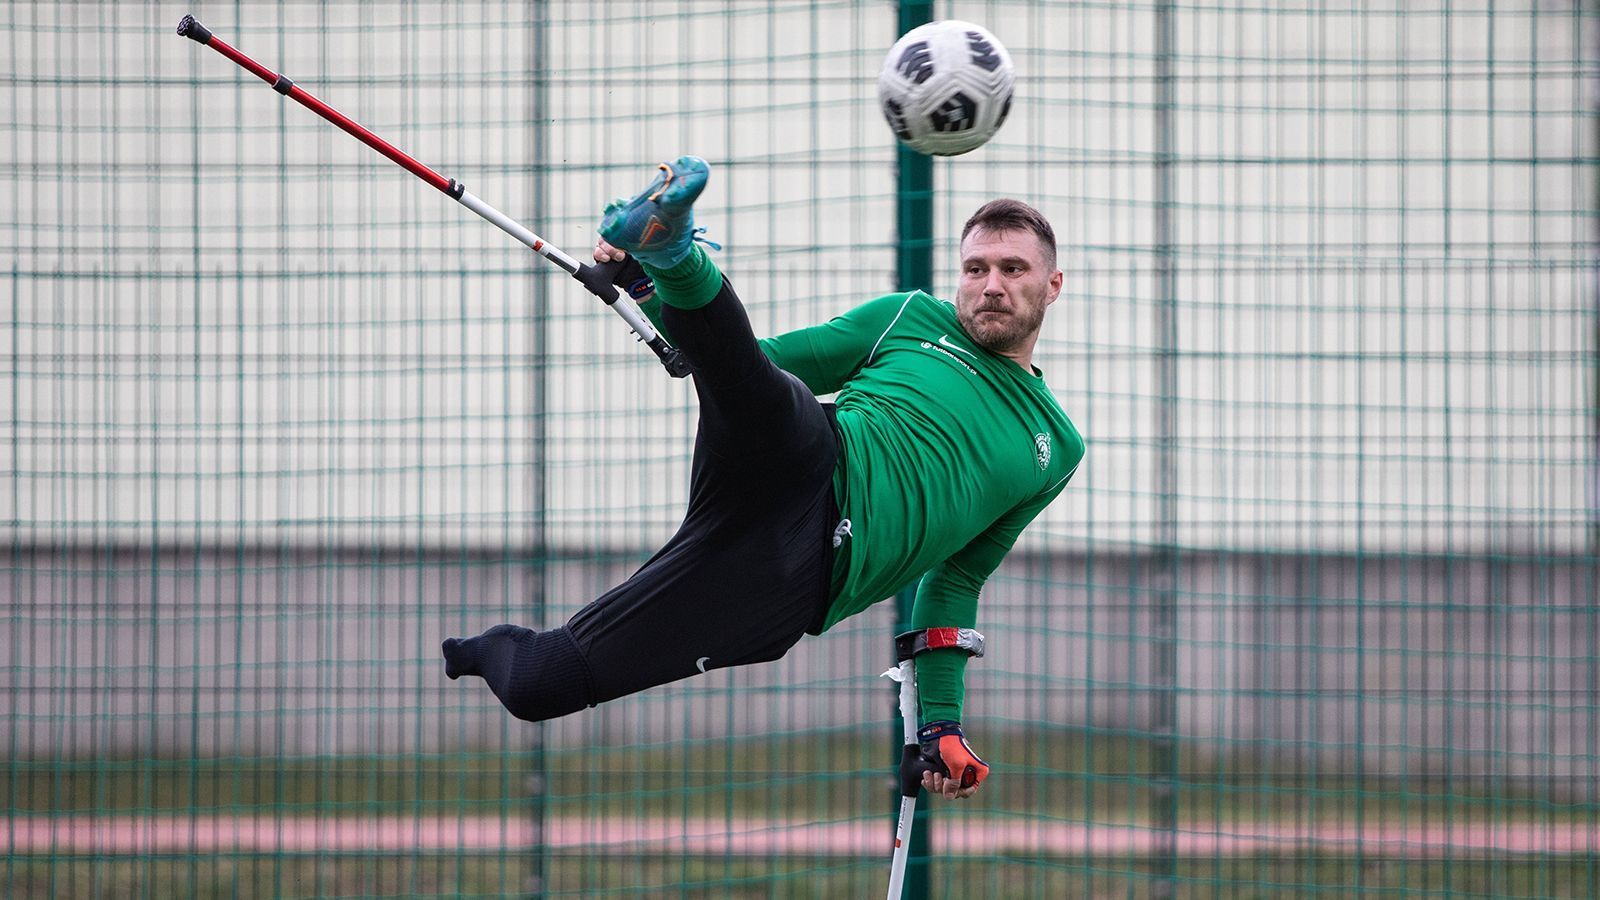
[
  {"left": 528, "top": 3, "right": 550, "bottom": 897},
  {"left": 892, "top": 5, "right": 933, "bottom": 899},
  {"left": 1152, "top": 1, "right": 1180, "bottom": 897}
]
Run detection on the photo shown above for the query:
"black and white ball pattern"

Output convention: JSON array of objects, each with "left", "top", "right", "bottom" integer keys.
[{"left": 877, "top": 20, "right": 1015, "bottom": 156}]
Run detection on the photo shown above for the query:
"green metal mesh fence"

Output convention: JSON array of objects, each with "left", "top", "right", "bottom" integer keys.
[{"left": 3, "top": 1, "right": 1597, "bottom": 897}]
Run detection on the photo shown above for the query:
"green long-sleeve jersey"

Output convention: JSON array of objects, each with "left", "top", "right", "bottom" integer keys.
[{"left": 640, "top": 289, "right": 1084, "bottom": 722}]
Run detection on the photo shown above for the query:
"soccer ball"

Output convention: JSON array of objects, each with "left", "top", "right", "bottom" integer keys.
[{"left": 877, "top": 20, "right": 1015, "bottom": 156}]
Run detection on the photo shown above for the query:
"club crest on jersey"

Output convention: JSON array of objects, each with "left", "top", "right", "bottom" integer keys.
[{"left": 1034, "top": 432, "right": 1051, "bottom": 469}]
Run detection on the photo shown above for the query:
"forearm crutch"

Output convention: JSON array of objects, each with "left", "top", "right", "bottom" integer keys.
[
  {"left": 883, "top": 641, "right": 922, "bottom": 900},
  {"left": 176, "top": 15, "right": 691, "bottom": 379},
  {"left": 883, "top": 628, "right": 987, "bottom": 899}
]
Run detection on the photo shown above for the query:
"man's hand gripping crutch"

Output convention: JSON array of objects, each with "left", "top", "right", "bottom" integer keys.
[{"left": 883, "top": 627, "right": 988, "bottom": 899}]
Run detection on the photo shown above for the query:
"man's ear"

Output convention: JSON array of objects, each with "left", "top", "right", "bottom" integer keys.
[{"left": 1046, "top": 269, "right": 1064, "bottom": 305}]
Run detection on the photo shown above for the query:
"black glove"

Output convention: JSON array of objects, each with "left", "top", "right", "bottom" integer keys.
[{"left": 607, "top": 254, "right": 655, "bottom": 301}]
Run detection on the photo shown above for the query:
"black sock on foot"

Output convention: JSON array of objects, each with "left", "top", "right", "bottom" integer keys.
[
  {"left": 441, "top": 624, "right": 597, "bottom": 723},
  {"left": 441, "top": 623, "right": 532, "bottom": 684}
]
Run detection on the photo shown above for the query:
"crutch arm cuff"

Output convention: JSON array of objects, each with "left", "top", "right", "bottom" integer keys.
[{"left": 894, "top": 627, "right": 984, "bottom": 663}]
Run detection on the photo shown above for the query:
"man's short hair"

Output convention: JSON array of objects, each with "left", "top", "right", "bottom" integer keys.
[{"left": 960, "top": 199, "right": 1057, "bottom": 270}]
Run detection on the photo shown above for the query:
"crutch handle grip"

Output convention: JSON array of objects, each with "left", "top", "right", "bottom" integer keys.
[
  {"left": 574, "top": 259, "right": 624, "bottom": 304},
  {"left": 898, "top": 743, "right": 939, "bottom": 797}
]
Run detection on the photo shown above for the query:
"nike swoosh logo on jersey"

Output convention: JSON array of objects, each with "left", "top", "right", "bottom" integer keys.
[{"left": 938, "top": 334, "right": 977, "bottom": 359}]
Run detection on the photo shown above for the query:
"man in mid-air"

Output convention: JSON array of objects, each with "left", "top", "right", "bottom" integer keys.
[{"left": 443, "top": 156, "right": 1084, "bottom": 799}]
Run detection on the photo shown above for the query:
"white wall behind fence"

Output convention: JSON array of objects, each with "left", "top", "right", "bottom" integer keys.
[{"left": 2, "top": 1, "right": 1594, "bottom": 554}]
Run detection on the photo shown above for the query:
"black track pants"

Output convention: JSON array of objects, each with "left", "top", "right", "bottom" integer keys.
[{"left": 509, "top": 276, "right": 840, "bottom": 721}]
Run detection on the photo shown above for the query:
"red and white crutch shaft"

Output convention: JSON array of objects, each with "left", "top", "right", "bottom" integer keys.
[{"left": 177, "top": 14, "right": 691, "bottom": 378}]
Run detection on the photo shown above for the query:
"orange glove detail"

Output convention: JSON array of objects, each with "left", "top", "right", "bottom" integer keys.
[{"left": 916, "top": 720, "right": 990, "bottom": 789}]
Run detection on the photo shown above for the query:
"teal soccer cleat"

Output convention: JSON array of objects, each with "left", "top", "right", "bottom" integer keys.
[{"left": 599, "top": 155, "right": 712, "bottom": 269}]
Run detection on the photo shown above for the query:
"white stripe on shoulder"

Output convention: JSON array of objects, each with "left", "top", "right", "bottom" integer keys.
[{"left": 866, "top": 292, "right": 921, "bottom": 366}]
